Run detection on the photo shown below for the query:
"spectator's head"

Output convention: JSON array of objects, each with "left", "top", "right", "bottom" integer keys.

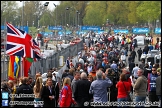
[
  {"left": 137, "top": 69, "right": 144, "bottom": 77},
  {"left": 80, "top": 72, "right": 87, "bottom": 80},
  {"left": 145, "top": 63, "right": 149, "bottom": 68},
  {"left": 96, "top": 70, "right": 103, "bottom": 79},
  {"left": 47, "top": 72, "right": 53, "bottom": 78},
  {"left": 28, "top": 77, "right": 33, "bottom": 84},
  {"left": 62, "top": 77, "right": 71, "bottom": 88},
  {"left": 152, "top": 67, "right": 157, "bottom": 74},
  {"left": 8, "top": 80, "right": 14, "bottom": 89},
  {"left": 22, "top": 77, "right": 29, "bottom": 85},
  {"left": 157, "top": 68, "right": 161, "bottom": 76},
  {"left": 88, "top": 74, "right": 94, "bottom": 82},
  {"left": 45, "top": 77, "right": 53, "bottom": 87},
  {"left": 69, "top": 68, "right": 75, "bottom": 76},
  {"left": 74, "top": 71, "right": 81, "bottom": 80},
  {"left": 1, "top": 82, "right": 8, "bottom": 90},
  {"left": 119, "top": 73, "right": 127, "bottom": 81},
  {"left": 136, "top": 64, "right": 138, "bottom": 67},
  {"left": 35, "top": 73, "right": 41, "bottom": 80}
]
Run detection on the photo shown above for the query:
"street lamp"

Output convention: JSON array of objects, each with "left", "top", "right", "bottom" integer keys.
[
  {"left": 43, "top": 2, "right": 49, "bottom": 26},
  {"left": 20, "top": 1, "right": 24, "bottom": 30},
  {"left": 65, "top": 7, "right": 69, "bottom": 38},
  {"left": 53, "top": 3, "right": 57, "bottom": 27}
]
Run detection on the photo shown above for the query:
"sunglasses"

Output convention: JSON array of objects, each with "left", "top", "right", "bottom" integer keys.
[{"left": 152, "top": 70, "right": 156, "bottom": 71}]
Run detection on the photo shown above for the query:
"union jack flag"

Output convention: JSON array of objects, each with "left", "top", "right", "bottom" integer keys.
[{"left": 6, "top": 23, "right": 41, "bottom": 59}]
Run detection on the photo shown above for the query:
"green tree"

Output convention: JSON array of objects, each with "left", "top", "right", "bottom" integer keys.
[
  {"left": 136, "top": 1, "right": 161, "bottom": 23},
  {"left": 83, "top": 1, "right": 107, "bottom": 26},
  {"left": 1, "top": 1, "right": 19, "bottom": 25}
]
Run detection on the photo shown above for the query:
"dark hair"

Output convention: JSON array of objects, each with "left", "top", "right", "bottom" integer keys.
[
  {"left": 22, "top": 77, "right": 29, "bottom": 84},
  {"left": 74, "top": 71, "right": 80, "bottom": 76},
  {"left": 47, "top": 72, "right": 52, "bottom": 78},
  {"left": 120, "top": 73, "right": 127, "bottom": 81},
  {"left": 136, "top": 64, "right": 138, "bottom": 66}
]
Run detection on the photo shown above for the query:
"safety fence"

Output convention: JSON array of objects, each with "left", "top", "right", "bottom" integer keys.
[{"left": 1, "top": 40, "right": 84, "bottom": 81}]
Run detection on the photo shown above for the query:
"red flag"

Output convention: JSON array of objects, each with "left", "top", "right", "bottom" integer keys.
[{"left": 23, "top": 57, "right": 34, "bottom": 77}]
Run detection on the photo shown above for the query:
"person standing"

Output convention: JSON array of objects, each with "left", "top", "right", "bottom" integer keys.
[
  {"left": 41, "top": 77, "right": 57, "bottom": 107},
  {"left": 71, "top": 72, "right": 81, "bottom": 99},
  {"left": 147, "top": 67, "right": 159, "bottom": 104},
  {"left": 33, "top": 77, "right": 43, "bottom": 107},
  {"left": 15, "top": 77, "right": 34, "bottom": 107},
  {"left": 132, "top": 69, "right": 147, "bottom": 107},
  {"left": 137, "top": 48, "right": 142, "bottom": 61},
  {"left": 59, "top": 77, "right": 77, "bottom": 107},
  {"left": 156, "top": 73, "right": 161, "bottom": 107},
  {"left": 89, "top": 70, "right": 113, "bottom": 102},
  {"left": 116, "top": 73, "right": 131, "bottom": 107},
  {"left": 131, "top": 49, "right": 137, "bottom": 62},
  {"left": 74, "top": 72, "right": 92, "bottom": 107},
  {"left": 132, "top": 64, "right": 140, "bottom": 79}
]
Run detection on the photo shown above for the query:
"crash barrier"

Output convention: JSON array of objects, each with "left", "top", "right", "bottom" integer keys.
[
  {"left": 1, "top": 40, "right": 84, "bottom": 81},
  {"left": 140, "top": 50, "right": 161, "bottom": 66}
]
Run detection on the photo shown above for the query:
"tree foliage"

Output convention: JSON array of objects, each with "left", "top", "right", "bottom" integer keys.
[
  {"left": 136, "top": 1, "right": 161, "bottom": 22},
  {"left": 1, "top": 1, "right": 161, "bottom": 27}
]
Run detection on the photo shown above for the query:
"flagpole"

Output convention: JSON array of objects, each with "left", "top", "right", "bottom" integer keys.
[{"left": 4, "top": 18, "right": 7, "bottom": 80}]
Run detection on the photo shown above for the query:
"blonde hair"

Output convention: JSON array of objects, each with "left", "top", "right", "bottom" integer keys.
[
  {"left": 34, "top": 77, "right": 43, "bottom": 93},
  {"left": 8, "top": 80, "right": 14, "bottom": 88},
  {"left": 62, "top": 77, "right": 71, "bottom": 88}
]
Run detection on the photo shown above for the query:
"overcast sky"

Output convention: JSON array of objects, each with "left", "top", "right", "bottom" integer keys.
[{"left": 16, "top": 1, "right": 60, "bottom": 11}]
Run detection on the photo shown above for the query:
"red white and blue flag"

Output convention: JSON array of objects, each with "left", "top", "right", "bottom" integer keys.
[{"left": 6, "top": 23, "right": 41, "bottom": 59}]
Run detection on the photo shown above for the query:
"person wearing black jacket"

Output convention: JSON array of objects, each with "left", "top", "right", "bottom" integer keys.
[
  {"left": 143, "top": 63, "right": 152, "bottom": 78},
  {"left": 137, "top": 48, "right": 142, "bottom": 61},
  {"left": 15, "top": 77, "right": 34, "bottom": 107},
  {"left": 74, "top": 72, "right": 92, "bottom": 107},
  {"left": 43, "top": 72, "right": 59, "bottom": 107},
  {"left": 130, "top": 49, "right": 137, "bottom": 62},
  {"left": 129, "top": 60, "right": 135, "bottom": 75}
]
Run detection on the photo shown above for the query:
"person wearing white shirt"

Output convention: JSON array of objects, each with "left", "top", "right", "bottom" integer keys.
[
  {"left": 87, "top": 64, "right": 93, "bottom": 75},
  {"left": 120, "top": 53, "right": 126, "bottom": 64},
  {"left": 78, "top": 57, "right": 84, "bottom": 65},
  {"left": 132, "top": 64, "right": 140, "bottom": 79}
]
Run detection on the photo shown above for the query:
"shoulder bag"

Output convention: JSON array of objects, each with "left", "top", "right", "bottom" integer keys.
[{"left": 122, "top": 81, "right": 132, "bottom": 102}]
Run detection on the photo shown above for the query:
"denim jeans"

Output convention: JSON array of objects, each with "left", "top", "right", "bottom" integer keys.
[
  {"left": 117, "top": 97, "right": 128, "bottom": 107},
  {"left": 135, "top": 96, "right": 146, "bottom": 107}
]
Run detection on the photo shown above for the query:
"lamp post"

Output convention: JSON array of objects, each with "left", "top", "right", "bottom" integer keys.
[
  {"left": 78, "top": 12, "right": 80, "bottom": 37},
  {"left": 53, "top": 3, "right": 57, "bottom": 27},
  {"left": 20, "top": 1, "right": 24, "bottom": 30},
  {"left": 65, "top": 7, "right": 69, "bottom": 38},
  {"left": 43, "top": 2, "right": 49, "bottom": 26}
]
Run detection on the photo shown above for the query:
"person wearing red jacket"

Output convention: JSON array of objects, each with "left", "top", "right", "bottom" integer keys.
[{"left": 59, "top": 77, "right": 77, "bottom": 107}]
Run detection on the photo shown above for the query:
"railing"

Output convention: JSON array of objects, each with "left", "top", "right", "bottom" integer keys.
[{"left": 1, "top": 40, "right": 84, "bottom": 81}]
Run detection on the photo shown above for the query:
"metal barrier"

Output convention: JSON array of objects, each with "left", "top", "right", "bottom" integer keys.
[{"left": 1, "top": 40, "right": 84, "bottom": 81}]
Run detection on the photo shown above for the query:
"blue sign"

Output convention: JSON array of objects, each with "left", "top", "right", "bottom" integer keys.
[
  {"left": 40, "top": 32, "right": 53, "bottom": 36},
  {"left": 81, "top": 26, "right": 101, "bottom": 31},
  {"left": 2, "top": 100, "right": 8, "bottom": 106},
  {"left": 114, "top": 29, "right": 129, "bottom": 34},
  {"left": 1, "top": 26, "right": 29, "bottom": 33},
  {"left": 2, "top": 92, "right": 8, "bottom": 99},
  {"left": 48, "top": 26, "right": 63, "bottom": 30},
  {"left": 154, "top": 28, "right": 161, "bottom": 34},
  {"left": 133, "top": 28, "right": 150, "bottom": 34}
]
